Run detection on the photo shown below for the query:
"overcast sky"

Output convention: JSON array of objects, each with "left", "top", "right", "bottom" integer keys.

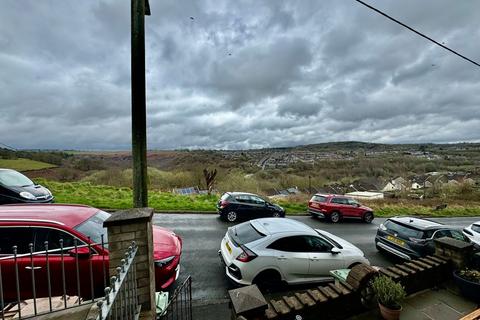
[{"left": 1, "top": 0, "right": 479, "bottom": 150}]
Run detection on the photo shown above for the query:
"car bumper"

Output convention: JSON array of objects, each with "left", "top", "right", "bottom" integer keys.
[
  {"left": 2, "top": 195, "right": 55, "bottom": 204},
  {"left": 155, "top": 259, "right": 181, "bottom": 290},
  {"left": 375, "top": 235, "right": 421, "bottom": 260},
  {"left": 218, "top": 250, "right": 250, "bottom": 286},
  {"left": 308, "top": 208, "right": 325, "bottom": 218}
]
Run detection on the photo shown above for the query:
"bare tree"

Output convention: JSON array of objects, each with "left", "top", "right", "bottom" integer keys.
[{"left": 203, "top": 168, "right": 217, "bottom": 195}]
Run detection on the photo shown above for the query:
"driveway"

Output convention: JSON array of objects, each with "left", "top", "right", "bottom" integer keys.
[{"left": 152, "top": 214, "right": 479, "bottom": 305}]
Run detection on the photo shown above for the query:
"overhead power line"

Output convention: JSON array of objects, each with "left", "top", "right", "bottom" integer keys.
[
  {"left": 354, "top": 0, "right": 480, "bottom": 68},
  {"left": 0, "top": 142, "right": 16, "bottom": 151}
]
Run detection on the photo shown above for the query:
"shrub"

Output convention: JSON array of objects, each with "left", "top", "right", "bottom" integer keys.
[
  {"left": 458, "top": 268, "right": 480, "bottom": 284},
  {"left": 371, "top": 276, "right": 406, "bottom": 309}
]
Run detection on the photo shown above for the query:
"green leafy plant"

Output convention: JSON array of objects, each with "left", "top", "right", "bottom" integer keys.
[
  {"left": 371, "top": 276, "right": 406, "bottom": 309},
  {"left": 458, "top": 268, "right": 480, "bottom": 283}
]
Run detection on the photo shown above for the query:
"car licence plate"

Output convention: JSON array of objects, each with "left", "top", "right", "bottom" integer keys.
[
  {"left": 225, "top": 241, "right": 232, "bottom": 254},
  {"left": 387, "top": 235, "right": 405, "bottom": 246}
]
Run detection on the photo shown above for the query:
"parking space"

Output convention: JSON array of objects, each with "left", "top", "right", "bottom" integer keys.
[{"left": 153, "top": 213, "right": 480, "bottom": 304}]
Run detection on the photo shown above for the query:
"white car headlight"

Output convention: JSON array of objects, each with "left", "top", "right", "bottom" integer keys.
[
  {"left": 44, "top": 187, "right": 52, "bottom": 196},
  {"left": 155, "top": 256, "right": 175, "bottom": 268},
  {"left": 20, "top": 191, "right": 36, "bottom": 200}
]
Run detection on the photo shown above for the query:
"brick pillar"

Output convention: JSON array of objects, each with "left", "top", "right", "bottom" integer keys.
[
  {"left": 434, "top": 236, "right": 474, "bottom": 270},
  {"left": 104, "top": 208, "right": 155, "bottom": 316}
]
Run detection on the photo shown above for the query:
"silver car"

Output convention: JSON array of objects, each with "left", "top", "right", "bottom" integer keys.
[
  {"left": 463, "top": 221, "right": 480, "bottom": 246},
  {"left": 219, "top": 218, "right": 369, "bottom": 287}
]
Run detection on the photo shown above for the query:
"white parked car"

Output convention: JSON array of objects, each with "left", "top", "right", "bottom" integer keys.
[
  {"left": 218, "top": 218, "right": 369, "bottom": 287},
  {"left": 463, "top": 221, "right": 480, "bottom": 246}
]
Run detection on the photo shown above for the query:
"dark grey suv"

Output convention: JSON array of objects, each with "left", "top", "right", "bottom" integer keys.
[
  {"left": 217, "top": 192, "right": 285, "bottom": 222},
  {"left": 375, "top": 216, "right": 468, "bottom": 260}
]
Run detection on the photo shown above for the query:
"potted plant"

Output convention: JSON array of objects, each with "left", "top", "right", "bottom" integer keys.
[
  {"left": 453, "top": 268, "right": 480, "bottom": 302},
  {"left": 371, "top": 275, "right": 406, "bottom": 320}
]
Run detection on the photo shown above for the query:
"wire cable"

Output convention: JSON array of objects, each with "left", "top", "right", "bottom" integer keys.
[{"left": 354, "top": 0, "right": 480, "bottom": 68}]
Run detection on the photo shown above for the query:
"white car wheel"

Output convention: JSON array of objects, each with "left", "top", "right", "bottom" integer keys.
[
  {"left": 227, "top": 211, "right": 237, "bottom": 222},
  {"left": 330, "top": 211, "right": 340, "bottom": 223}
]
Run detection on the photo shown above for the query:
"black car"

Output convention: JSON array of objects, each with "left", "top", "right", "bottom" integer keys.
[
  {"left": 0, "top": 169, "right": 54, "bottom": 204},
  {"left": 217, "top": 192, "right": 285, "bottom": 222},
  {"left": 375, "top": 216, "right": 468, "bottom": 260}
]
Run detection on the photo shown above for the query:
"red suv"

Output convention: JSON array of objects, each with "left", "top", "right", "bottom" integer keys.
[
  {"left": 0, "top": 204, "right": 182, "bottom": 301},
  {"left": 308, "top": 194, "right": 374, "bottom": 223}
]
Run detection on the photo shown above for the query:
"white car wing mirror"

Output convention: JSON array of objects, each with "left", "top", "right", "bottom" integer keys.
[{"left": 331, "top": 247, "right": 341, "bottom": 254}]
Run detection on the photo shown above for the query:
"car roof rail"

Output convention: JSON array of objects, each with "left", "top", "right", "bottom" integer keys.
[{"left": 0, "top": 218, "right": 65, "bottom": 226}]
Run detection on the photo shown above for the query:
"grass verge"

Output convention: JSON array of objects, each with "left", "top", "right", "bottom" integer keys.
[
  {"left": 36, "top": 179, "right": 480, "bottom": 217},
  {"left": 0, "top": 158, "right": 57, "bottom": 171}
]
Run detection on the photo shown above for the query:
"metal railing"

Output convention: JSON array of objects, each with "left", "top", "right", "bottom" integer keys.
[
  {"left": 0, "top": 235, "right": 109, "bottom": 319},
  {"left": 159, "top": 276, "right": 192, "bottom": 320},
  {"left": 96, "top": 242, "right": 139, "bottom": 320}
]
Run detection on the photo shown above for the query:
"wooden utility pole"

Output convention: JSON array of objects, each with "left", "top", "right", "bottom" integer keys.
[{"left": 131, "top": 0, "right": 150, "bottom": 207}]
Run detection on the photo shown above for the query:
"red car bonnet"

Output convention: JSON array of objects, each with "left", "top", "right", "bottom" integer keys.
[{"left": 152, "top": 226, "right": 181, "bottom": 259}]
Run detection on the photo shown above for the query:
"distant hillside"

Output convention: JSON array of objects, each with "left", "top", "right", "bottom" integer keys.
[{"left": 0, "top": 158, "right": 57, "bottom": 171}]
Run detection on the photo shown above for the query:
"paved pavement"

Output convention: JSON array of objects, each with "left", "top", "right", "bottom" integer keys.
[
  {"left": 351, "top": 282, "right": 478, "bottom": 320},
  {"left": 152, "top": 214, "right": 480, "bottom": 318}
]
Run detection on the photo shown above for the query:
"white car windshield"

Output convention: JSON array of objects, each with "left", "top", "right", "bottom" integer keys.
[{"left": 0, "top": 170, "right": 34, "bottom": 187}]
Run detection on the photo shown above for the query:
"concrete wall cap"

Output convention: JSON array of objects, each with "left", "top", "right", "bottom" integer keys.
[
  {"left": 434, "top": 237, "right": 473, "bottom": 250},
  {"left": 104, "top": 208, "right": 154, "bottom": 227}
]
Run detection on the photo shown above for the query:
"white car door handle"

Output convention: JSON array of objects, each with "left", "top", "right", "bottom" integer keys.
[
  {"left": 277, "top": 256, "right": 287, "bottom": 260},
  {"left": 25, "top": 266, "right": 42, "bottom": 270}
]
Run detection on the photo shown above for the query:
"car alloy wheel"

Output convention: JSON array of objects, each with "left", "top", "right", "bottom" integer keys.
[
  {"left": 272, "top": 212, "right": 281, "bottom": 218},
  {"left": 330, "top": 211, "right": 340, "bottom": 223},
  {"left": 363, "top": 212, "right": 374, "bottom": 223},
  {"left": 227, "top": 211, "right": 237, "bottom": 222}
]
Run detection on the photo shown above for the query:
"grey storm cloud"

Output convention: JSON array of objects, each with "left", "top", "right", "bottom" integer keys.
[{"left": 0, "top": 0, "right": 480, "bottom": 150}]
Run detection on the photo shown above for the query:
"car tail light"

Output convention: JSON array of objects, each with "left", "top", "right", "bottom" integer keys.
[
  {"left": 219, "top": 200, "right": 230, "bottom": 209},
  {"left": 379, "top": 223, "right": 387, "bottom": 231},
  {"left": 308, "top": 201, "right": 312, "bottom": 206},
  {"left": 463, "top": 228, "right": 473, "bottom": 236},
  {"left": 236, "top": 245, "right": 257, "bottom": 262}
]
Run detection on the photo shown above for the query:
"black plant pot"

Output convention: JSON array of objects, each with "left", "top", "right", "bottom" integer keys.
[{"left": 453, "top": 271, "right": 480, "bottom": 303}]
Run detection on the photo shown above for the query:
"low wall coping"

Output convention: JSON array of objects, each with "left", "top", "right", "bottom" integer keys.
[
  {"left": 103, "top": 207, "right": 154, "bottom": 227},
  {"left": 434, "top": 237, "right": 473, "bottom": 250}
]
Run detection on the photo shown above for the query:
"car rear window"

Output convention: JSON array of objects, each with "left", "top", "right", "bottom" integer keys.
[
  {"left": 472, "top": 224, "right": 480, "bottom": 233},
  {"left": 311, "top": 195, "right": 327, "bottom": 203},
  {"left": 384, "top": 220, "right": 426, "bottom": 239},
  {"left": 220, "top": 193, "right": 231, "bottom": 201},
  {"left": 331, "top": 197, "right": 347, "bottom": 204},
  {"left": 228, "top": 221, "right": 265, "bottom": 246}
]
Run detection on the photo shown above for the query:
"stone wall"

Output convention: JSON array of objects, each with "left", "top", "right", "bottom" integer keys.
[
  {"left": 230, "top": 255, "right": 452, "bottom": 320},
  {"left": 104, "top": 207, "right": 156, "bottom": 317}
]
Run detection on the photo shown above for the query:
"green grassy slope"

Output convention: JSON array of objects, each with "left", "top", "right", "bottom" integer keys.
[{"left": 0, "top": 158, "right": 57, "bottom": 171}]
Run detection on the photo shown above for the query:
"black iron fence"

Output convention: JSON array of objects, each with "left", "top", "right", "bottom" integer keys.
[
  {"left": 96, "top": 243, "right": 140, "bottom": 320},
  {"left": 0, "top": 236, "right": 140, "bottom": 319},
  {"left": 159, "top": 276, "right": 192, "bottom": 320}
]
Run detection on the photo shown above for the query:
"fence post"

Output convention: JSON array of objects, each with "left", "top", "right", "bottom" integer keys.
[{"left": 104, "top": 208, "right": 156, "bottom": 317}]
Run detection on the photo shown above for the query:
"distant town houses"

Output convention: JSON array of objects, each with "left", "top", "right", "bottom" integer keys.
[
  {"left": 266, "top": 172, "right": 478, "bottom": 198},
  {"left": 220, "top": 148, "right": 448, "bottom": 169}
]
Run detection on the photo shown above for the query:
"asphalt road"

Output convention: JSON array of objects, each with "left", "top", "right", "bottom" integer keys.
[{"left": 152, "top": 214, "right": 480, "bottom": 305}]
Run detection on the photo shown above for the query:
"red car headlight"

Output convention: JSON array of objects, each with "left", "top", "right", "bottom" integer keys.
[{"left": 155, "top": 256, "right": 175, "bottom": 268}]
